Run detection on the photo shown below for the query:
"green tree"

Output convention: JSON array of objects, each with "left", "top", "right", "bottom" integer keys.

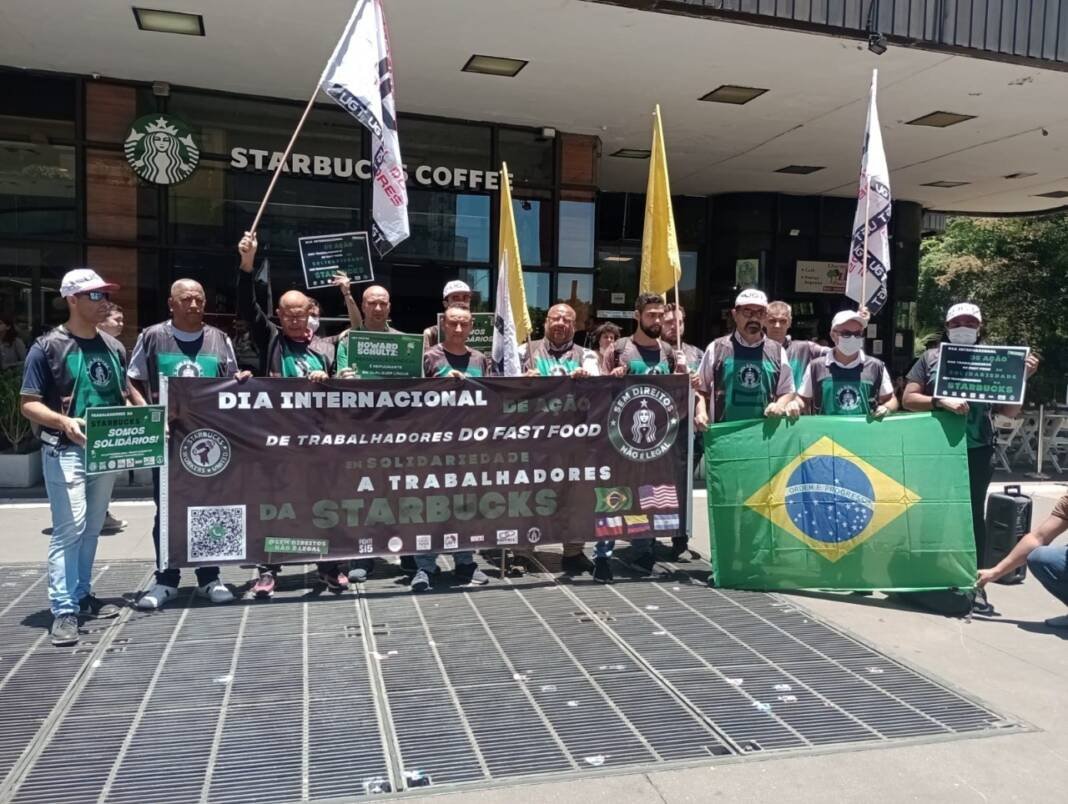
[{"left": 918, "top": 216, "right": 1068, "bottom": 403}]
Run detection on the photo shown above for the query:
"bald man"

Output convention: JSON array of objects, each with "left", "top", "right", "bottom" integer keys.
[
  {"left": 238, "top": 234, "right": 340, "bottom": 598},
  {"left": 130, "top": 278, "right": 250, "bottom": 610},
  {"left": 238, "top": 233, "right": 336, "bottom": 379},
  {"left": 335, "top": 284, "right": 403, "bottom": 371}
]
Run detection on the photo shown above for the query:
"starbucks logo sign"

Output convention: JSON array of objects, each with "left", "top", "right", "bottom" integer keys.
[
  {"left": 607, "top": 384, "right": 680, "bottom": 463},
  {"left": 124, "top": 115, "right": 200, "bottom": 185}
]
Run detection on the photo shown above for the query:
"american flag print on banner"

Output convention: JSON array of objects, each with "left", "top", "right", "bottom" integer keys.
[
  {"left": 624, "top": 514, "right": 651, "bottom": 534},
  {"left": 846, "top": 68, "right": 891, "bottom": 314},
  {"left": 595, "top": 516, "right": 624, "bottom": 538},
  {"left": 639, "top": 484, "right": 679, "bottom": 511},
  {"left": 653, "top": 513, "right": 680, "bottom": 531}
]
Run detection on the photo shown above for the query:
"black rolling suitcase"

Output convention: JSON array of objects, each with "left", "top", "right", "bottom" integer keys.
[{"left": 984, "top": 485, "right": 1031, "bottom": 584}]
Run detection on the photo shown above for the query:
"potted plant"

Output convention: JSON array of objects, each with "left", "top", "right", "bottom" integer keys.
[{"left": 0, "top": 369, "right": 41, "bottom": 488}]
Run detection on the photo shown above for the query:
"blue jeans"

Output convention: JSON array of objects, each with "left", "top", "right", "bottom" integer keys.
[
  {"left": 594, "top": 538, "right": 654, "bottom": 560},
  {"left": 415, "top": 551, "right": 474, "bottom": 572},
  {"left": 1027, "top": 545, "right": 1068, "bottom": 607},
  {"left": 42, "top": 445, "right": 117, "bottom": 616}
]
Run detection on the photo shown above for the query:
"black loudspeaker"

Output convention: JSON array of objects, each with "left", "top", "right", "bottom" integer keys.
[{"left": 984, "top": 485, "right": 1032, "bottom": 583}]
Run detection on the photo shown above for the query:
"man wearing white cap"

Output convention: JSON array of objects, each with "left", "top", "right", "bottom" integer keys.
[
  {"left": 797, "top": 310, "right": 896, "bottom": 417},
  {"left": 19, "top": 269, "right": 127, "bottom": 646},
  {"left": 903, "top": 302, "right": 1039, "bottom": 567},
  {"left": 423, "top": 280, "right": 473, "bottom": 351},
  {"left": 694, "top": 288, "right": 797, "bottom": 429}
]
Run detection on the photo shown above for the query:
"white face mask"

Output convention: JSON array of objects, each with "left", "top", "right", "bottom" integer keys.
[
  {"left": 947, "top": 326, "right": 978, "bottom": 345},
  {"left": 836, "top": 334, "right": 864, "bottom": 356},
  {"left": 307, "top": 315, "right": 320, "bottom": 334}
]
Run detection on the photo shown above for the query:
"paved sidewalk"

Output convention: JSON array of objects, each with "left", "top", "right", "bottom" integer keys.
[{"left": 2, "top": 499, "right": 1066, "bottom": 802}]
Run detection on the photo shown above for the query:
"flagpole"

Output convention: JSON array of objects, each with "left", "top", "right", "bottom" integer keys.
[
  {"left": 860, "top": 177, "right": 871, "bottom": 310},
  {"left": 248, "top": 79, "right": 323, "bottom": 236}
]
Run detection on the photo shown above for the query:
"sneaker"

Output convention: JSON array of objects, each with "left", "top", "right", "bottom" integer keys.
[
  {"left": 79, "top": 594, "right": 121, "bottom": 619},
  {"left": 136, "top": 583, "right": 178, "bottom": 610},
  {"left": 508, "top": 553, "right": 535, "bottom": 576},
  {"left": 593, "top": 557, "right": 613, "bottom": 584},
  {"left": 50, "top": 613, "right": 79, "bottom": 646},
  {"left": 455, "top": 563, "right": 489, "bottom": 586},
  {"left": 253, "top": 571, "right": 276, "bottom": 599},
  {"left": 561, "top": 553, "right": 595, "bottom": 575},
  {"left": 318, "top": 569, "right": 350, "bottom": 593},
  {"left": 348, "top": 559, "right": 374, "bottom": 584},
  {"left": 971, "top": 588, "right": 995, "bottom": 617},
  {"left": 410, "top": 570, "right": 432, "bottom": 593},
  {"left": 620, "top": 552, "right": 656, "bottom": 576},
  {"left": 101, "top": 511, "right": 127, "bottom": 535},
  {"left": 669, "top": 538, "right": 702, "bottom": 562},
  {"left": 1044, "top": 613, "right": 1068, "bottom": 629},
  {"left": 196, "top": 578, "right": 234, "bottom": 604}
]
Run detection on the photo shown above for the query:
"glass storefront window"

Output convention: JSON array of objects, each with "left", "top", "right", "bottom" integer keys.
[
  {"left": 499, "top": 128, "right": 553, "bottom": 186},
  {"left": 556, "top": 272, "right": 594, "bottom": 332},
  {"left": 523, "top": 271, "right": 551, "bottom": 337},
  {"left": 0, "top": 242, "right": 80, "bottom": 337},
  {"left": 558, "top": 199, "right": 595, "bottom": 268},
  {"left": 395, "top": 190, "right": 489, "bottom": 263},
  {"left": 0, "top": 142, "right": 77, "bottom": 237},
  {"left": 514, "top": 188, "right": 552, "bottom": 267},
  {"left": 457, "top": 267, "right": 491, "bottom": 311},
  {"left": 401, "top": 118, "right": 492, "bottom": 173}
]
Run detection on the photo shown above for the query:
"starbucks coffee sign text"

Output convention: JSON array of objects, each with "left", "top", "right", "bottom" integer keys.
[{"left": 230, "top": 147, "right": 502, "bottom": 190}]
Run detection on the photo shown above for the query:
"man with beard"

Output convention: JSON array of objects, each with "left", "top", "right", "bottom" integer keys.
[
  {"left": 423, "top": 280, "right": 473, "bottom": 351},
  {"left": 694, "top": 289, "right": 797, "bottom": 429},
  {"left": 516, "top": 303, "right": 599, "bottom": 576},
  {"left": 598, "top": 293, "right": 682, "bottom": 583},
  {"left": 238, "top": 233, "right": 342, "bottom": 597},
  {"left": 130, "top": 279, "right": 249, "bottom": 610},
  {"left": 764, "top": 300, "right": 827, "bottom": 391},
  {"left": 661, "top": 302, "right": 704, "bottom": 562}
]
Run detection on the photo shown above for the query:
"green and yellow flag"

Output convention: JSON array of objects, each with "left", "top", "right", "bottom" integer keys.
[
  {"left": 705, "top": 413, "right": 977, "bottom": 591},
  {"left": 639, "top": 105, "right": 682, "bottom": 296}
]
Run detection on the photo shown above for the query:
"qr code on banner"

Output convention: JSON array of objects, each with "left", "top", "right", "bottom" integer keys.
[{"left": 187, "top": 505, "right": 246, "bottom": 561}]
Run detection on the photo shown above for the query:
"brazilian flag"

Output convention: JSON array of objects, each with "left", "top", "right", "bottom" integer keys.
[{"left": 705, "top": 412, "right": 976, "bottom": 591}]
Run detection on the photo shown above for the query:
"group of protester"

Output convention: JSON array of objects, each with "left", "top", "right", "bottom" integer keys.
[{"left": 16, "top": 236, "right": 1068, "bottom": 646}]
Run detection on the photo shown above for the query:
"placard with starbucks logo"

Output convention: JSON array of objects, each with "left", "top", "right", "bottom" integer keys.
[
  {"left": 124, "top": 115, "right": 200, "bottom": 185},
  {"left": 85, "top": 405, "right": 167, "bottom": 475}
]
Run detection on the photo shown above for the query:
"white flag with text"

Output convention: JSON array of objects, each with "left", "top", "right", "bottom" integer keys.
[
  {"left": 320, "top": 0, "right": 409, "bottom": 255},
  {"left": 846, "top": 69, "right": 892, "bottom": 313},
  {"left": 491, "top": 251, "right": 523, "bottom": 377}
]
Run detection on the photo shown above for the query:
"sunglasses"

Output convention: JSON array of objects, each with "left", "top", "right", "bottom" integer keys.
[{"left": 77, "top": 290, "right": 110, "bottom": 302}]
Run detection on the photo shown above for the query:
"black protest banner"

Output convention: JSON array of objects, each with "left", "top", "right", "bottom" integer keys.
[
  {"left": 933, "top": 343, "right": 1030, "bottom": 405},
  {"left": 162, "top": 376, "right": 691, "bottom": 567}
]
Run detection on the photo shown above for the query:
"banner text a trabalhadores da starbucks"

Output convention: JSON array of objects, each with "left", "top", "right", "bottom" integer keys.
[{"left": 163, "top": 376, "right": 691, "bottom": 567}]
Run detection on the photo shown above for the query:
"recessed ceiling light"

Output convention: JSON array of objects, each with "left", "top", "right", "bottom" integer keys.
[
  {"left": 602, "top": 255, "right": 634, "bottom": 262},
  {"left": 133, "top": 7, "right": 205, "bottom": 36},
  {"left": 461, "top": 54, "right": 528, "bottom": 77},
  {"left": 610, "top": 148, "right": 650, "bottom": 159},
  {"left": 906, "top": 111, "right": 975, "bottom": 128},
  {"left": 1033, "top": 190, "right": 1068, "bottom": 198},
  {"left": 699, "top": 85, "right": 768, "bottom": 105},
  {"left": 775, "top": 165, "right": 825, "bottom": 175},
  {"left": 1004, "top": 171, "right": 1037, "bottom": 179},
  {"left": 921, "top": 180, "right": 971, "bottom": 188}
]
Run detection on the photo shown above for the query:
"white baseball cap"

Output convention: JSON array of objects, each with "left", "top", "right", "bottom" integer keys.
[
  {"left": 831, "top": 310, "right": 866, "bottom": 330},
  {"left": 734, "top": 288, "right": 768, "bottom": 308},
  {"left": 442, "top": 280, "right": 472, "bottom": 298},
  {"left": 60, "top": 268, "right": 118, "bottom": 298},
  {"left": 945, "top": 302, "right": 982, "bottom": 323}
]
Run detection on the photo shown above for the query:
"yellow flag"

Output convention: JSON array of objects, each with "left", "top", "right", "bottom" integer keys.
[
  {"left": 498, "top": 162, "right": 532, "bottom": 342},
  {"left": 639, "top": 105, "right": 681, "bottom": 296}
]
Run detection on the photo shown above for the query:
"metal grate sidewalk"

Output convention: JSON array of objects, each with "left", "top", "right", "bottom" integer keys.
[{"left": 0, "top": 554, "right": 1021, "bottom": 803}]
